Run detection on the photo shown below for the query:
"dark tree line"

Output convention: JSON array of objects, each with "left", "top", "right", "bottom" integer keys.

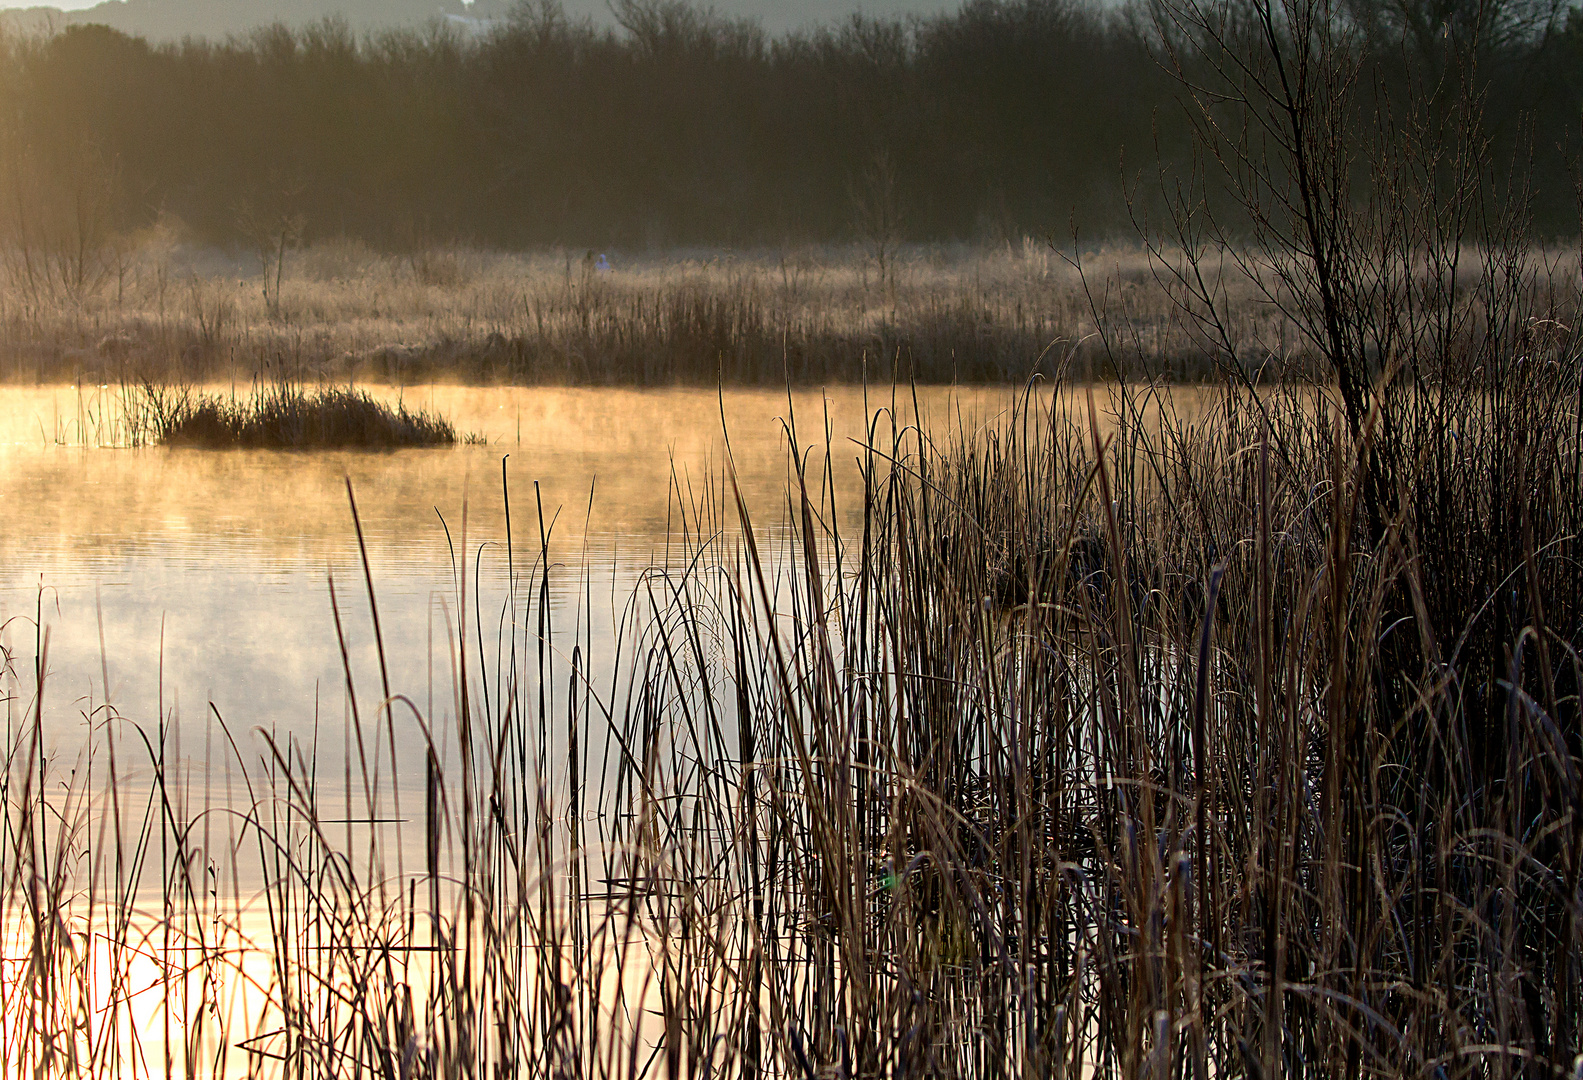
[{"left": 0, "top": 0, "right": 1578, "bottom": 253}]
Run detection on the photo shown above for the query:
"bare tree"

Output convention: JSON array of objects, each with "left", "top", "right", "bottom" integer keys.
[
  {"left": 0, "top": 137, "right": 123, "bottom": 311},
  {"left": 1341, "top": 0, "right": 1567, "bottom": 67},
  {"left": 237, "top": 175, "right": 306, "bottom": 321},
  {"left": 1137, "top": 0, "right": 1570, "bottom": 1068},
  {"left": 1142, "top": 0, "right": 1534, "bottom": 534},
  {"left": 851, "top": 148, "right": 904, "bottom": 297}
]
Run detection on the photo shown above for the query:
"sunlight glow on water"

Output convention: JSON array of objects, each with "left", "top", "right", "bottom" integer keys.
[{"left": 0, "top": 384, "right": 1024, "bottom": 756}]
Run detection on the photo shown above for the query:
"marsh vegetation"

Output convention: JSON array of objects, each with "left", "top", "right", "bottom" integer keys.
[
  {"left": 5, "top": 355, "right": 1581, "bottom": 1075},
  {"left": 132, "top": 381, "right": 460, "bottom": 447},
  {"left": 0, "top": 240, "right": 1255, "bottom": 386},
  {"left": 0, "top": 0, "right": 1580, "bottom": 1074}
]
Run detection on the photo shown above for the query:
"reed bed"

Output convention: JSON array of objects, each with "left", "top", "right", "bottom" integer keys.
[
  {"left": 1, "top": 308, "right": 1580, "bottom": 1076},
  {"left": 130, "top": 380, "right": 459, "bottom": 448}
]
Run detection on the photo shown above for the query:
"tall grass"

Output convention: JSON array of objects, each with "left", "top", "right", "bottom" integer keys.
[
  {"left": 3, "top": 321, "right": 1580, "bottom": 1074},
  {"left": 0, "top": 240, "right": 1301, "bottom": 387}
]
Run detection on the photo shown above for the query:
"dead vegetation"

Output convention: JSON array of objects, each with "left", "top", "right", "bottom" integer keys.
[
  {"left": 134, "top": 380, "right": 459, "bottom": 448},
  {"left": 0, "top": 238, "right": 1318, "bottom": 386}
]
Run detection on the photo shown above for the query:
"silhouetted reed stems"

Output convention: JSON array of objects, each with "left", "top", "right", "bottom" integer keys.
[{"left": 2, "top": 350, "right": 1580, "bottom": 1074}]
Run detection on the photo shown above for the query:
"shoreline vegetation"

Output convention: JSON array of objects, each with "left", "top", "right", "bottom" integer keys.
[
  {"left": 6, "top": 238, "right": 1580, "bottom": 388},
  {"left": 0, "top": 241, "right": 1277, "bottom": 387}
]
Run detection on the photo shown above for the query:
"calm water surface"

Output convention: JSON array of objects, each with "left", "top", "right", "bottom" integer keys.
[{"left": 0, "top": 384, "right": 1023, "bottom": 767}]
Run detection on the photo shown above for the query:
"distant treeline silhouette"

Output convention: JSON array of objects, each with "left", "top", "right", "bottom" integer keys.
[{"left": 0, "top": 0, "right": 1579, "bottom": 253}]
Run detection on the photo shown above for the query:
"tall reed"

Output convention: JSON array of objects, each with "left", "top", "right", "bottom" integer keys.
[{"left": 2, "top": 349, "right": 1579, "bottom": 1075}]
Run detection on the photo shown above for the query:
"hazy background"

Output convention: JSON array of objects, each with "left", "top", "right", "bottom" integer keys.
[
  {"left": 0, "top": 0, "right": 1577, "bottom": 254},
  {"left": 0, "top": 0, "right": 959, "bottom": 36}
]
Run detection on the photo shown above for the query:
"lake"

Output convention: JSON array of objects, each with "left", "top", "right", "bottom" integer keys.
[{"left": 0, "top": 382, "right": 1025, "bottom": 780}]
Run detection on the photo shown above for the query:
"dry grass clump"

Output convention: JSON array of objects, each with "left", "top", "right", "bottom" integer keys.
[{"left": 138, "top": 381, "right": 458, "bottom": 447}]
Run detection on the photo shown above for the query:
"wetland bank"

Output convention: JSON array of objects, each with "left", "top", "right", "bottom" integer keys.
[{"left": 1, "top": 0, "right": 1582, "bottom": 1074}]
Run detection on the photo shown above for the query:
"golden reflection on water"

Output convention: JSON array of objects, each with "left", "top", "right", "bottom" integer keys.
[
  {"left": 4, "top": 897, "right": 677, "bottom": 1078},
  {"left": 0, "top": 383, "right": 1041, "bottom": 750},
  {"left": 0, "top": 384, "right": 1020, "bottom": 563}
]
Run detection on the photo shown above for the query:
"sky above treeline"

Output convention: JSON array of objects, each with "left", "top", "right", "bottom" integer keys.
[{"left": 0, "top": 0, "right": 960, "bottom": 35}]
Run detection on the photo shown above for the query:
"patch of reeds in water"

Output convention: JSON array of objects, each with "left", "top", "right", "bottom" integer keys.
[{"left": 137, "top": 381, "right": 459, "bottom": 448}]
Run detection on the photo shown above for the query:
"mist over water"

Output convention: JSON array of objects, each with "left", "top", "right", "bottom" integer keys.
[{"left": 0, "top": 384, "right": 1016, "bottom": 773}]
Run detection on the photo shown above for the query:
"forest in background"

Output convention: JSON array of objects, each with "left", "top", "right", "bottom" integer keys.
[
  {"left": 0, "top": 0, "right": 936, "bottom": 39},
  {"left": 0, "top": 0, "right": 1579, "bottom": 256}
]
